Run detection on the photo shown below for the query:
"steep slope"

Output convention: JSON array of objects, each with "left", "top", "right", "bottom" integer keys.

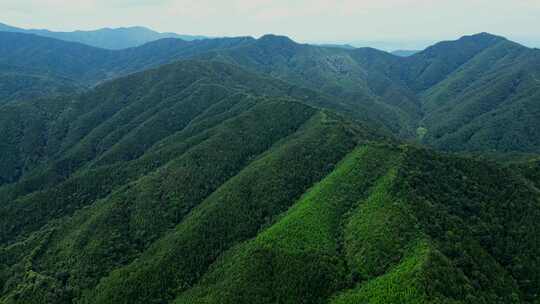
[
  {"left": 0, "top": 60, "right": 382, "bottom": 304},
  {"left": 177, "top": 33, "right": 540, "bottom": 154},
  {"left": 0, "top": 31, "right": 420, "bottom": 136},
  {"left": 174, "top": 145, "right": 538, "bottom": 304},
  {"left": 0, "top": 54, "right": 539, "bottom": 304},
  {"left": 419, "top": 39, "right": 540, "bottom": 152},
  {"left": 3, "top": 133, "right": 539, "bottom": 304},
  {"left": 345, "top": 32, "right": 540, "bottom": 155},
  {"left": 401, "top": 33, "right": 506, "bottom": 91},
  {"left": 0, "top": 22, "right": 207, "bottom": 49},
  {"left": 1, "top": 31, "right": 539, "bottom": 154},
  {"left": 0, "top": 72, "right": 81, "bottom": 103},
  {"left": 196, "top": 35, "right": 422, "bottom": 137},
  {"left": 0, "top": 59, "right": 349, "bottom": 190},
  {"left": 0, "top": 31, "right": 254, "bottom": 91}
]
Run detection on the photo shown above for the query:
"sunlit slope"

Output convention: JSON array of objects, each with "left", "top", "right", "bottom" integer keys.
[{"left": 168, "top": 145, "right": 539, "bottom": 304}]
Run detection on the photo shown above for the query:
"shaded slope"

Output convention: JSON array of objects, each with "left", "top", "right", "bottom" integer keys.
[
  {"left": 0, "top": 105, "right": 373, "bottom": 304},
  {"left": 401, "top": 32, "right": 506, "bottom": 91},
  {"left": 0, "top": 60, "right": 373, "bottom": 250},
  {"left": 2, "top": 31, "right": 540, "bottom": 155},
  {"left": 0, "top": 32, "right": 114, "bottom": 85},
  {"left": 420, "top": 39, "right": 540, "bottom": 152},
  {"left": 0, "top": 31, "right": 420, "bottom": 136},
  {"left": 0, "top": 32, "right": 254, "bottom": 102},
  {"left": 0, "top": 72, "right": 81, "bottom": 104},
  {"left": 0, "top": 59, "right": 341, "bottom": 190},
  {"left": 0, "top": 59, "right": 381, "bottom": 303},
  {"left": 196, "top": 35, "right": 422, "bottom": 137},
  {"left": 0, "top": 32, "right": 418, "bottom": 137},
  {"left": 81, "top": 111, "right": 365, "bottom": 304}
]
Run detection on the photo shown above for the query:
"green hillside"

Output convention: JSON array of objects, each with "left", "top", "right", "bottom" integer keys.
[
  {"left": 0, "top": 60, "right": 377, "bottom": 303},
  {"left": 2, "top": 31, "right": 539, "bottom": 155},
  {"left": 169, "top": 145, "right": 540, "bottom": 304},
  {"left": 0, "top": 58, "right": 539, "bottom": 304},
  {"left": 193, "top": 33, "right": 540, "bottom": 154},
  {"left": 0, "top": 31, "right": 415, "bottom": 138},
  {"left": 0, "top": 59, "right": 370, "bottom": 189},
  {"left": 0, "top": 31, "right": 255, "bottom": 89},
  {"left": 419, "top": 39, "right": 540, "bottom": 153},
  {"left": 0, "top": 72, "right": 81, "bottom": 103}
]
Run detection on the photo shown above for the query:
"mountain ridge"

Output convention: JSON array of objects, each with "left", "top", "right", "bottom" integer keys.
[
  {"left": 0, "top": 22, "right": 208, "bottom": 49},
  {"left": 0, "top": 31, "right": 538, "bottom": 155},
  {"left": 0, "top": 47, "right": 539, "bottom": 304}
]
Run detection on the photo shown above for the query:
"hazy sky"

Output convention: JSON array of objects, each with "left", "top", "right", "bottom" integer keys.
[{"left": 2, "top": 0, "right": 540, "bottom": 49}]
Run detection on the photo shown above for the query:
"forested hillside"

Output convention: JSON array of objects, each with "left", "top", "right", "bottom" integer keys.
[
  {"left": 0, "top": 60, "right": 358, "bottom": 188},
  {"left": 1, "top": 31, "right": 538, "bottom": 154},
  {"left": 0, "top": 26, "right": 540, "bottom": 304},
  {"left": 0, "top": 31, "right": 254, "bottom": 92},
  {"left": 0, "top": 58, "right": 538, "bottom": 304}
]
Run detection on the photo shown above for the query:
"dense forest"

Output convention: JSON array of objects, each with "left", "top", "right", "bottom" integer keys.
[
  {"left": 1, "top": 31, "right": 539, "bottom": 153},
  {"left": 0, "top": 28, "right": 539, "bottom": 304}
]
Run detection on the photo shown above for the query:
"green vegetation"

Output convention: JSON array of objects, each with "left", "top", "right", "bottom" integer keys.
[
  {"left": 0, "top": 32, "right": 539, "bottom": 304},
  {"left": 2, "top": 31, "right": 540, "bottom": 155},
  {"left": 420, "top": 39, "right": 540, "bottom": 153},
  {"left": 172, "top": 145, "right": 399, "bottom": 304}
]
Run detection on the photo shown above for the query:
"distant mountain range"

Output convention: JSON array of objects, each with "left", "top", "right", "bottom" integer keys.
[
  {"left": 0, "top": 22, "right": 208, "bottom": 49},
  {"left": 0, "top": 31, "right": 539, "bottom": 155},
  {"left": 316, "top": 43, "right": 357, "bottom": 50},
  {"left": 391, "top": 49, "right": 420, "bottom": 57}
]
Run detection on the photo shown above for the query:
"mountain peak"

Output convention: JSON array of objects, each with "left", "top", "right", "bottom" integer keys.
[
  {"left": 258, "top": 34, "right": 297, "bottom": 44},
  {"left": 460, "top": 32, "right": 507, "bottom": 43},
  {"left": 417, "top": 32, "right": 508, "bottom": 58}
]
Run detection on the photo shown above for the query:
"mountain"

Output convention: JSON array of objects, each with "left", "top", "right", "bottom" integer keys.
[
  {"left": 0, "top": 59, "right": 377, "bottom": 303},
  {"left": 150, "top": 32, "right": 540, "bottom": 153},
  {"left": 418, "top": 36, "right": 540, "bottom": 153},
  {"left": 194, "top": 34, "right": 423, "bottom": 137},
  {"left": 0, "top": 59, "right": 539, "bottom": 304},
  {"left": 1, "top": 30, "right": 539, "bottom": 155},
  {"left": 0, "top": 32, "right": 418, "bottom": 138},
  {"left": 0, "top": 31, "right": 254, "bottom": 102},
  {"left": 391, "top": 49, "right": 420, "bottom": 57},
  {"left": 0, "top": 22, "right": 207, "bottom": 49},
  {"left": 316, "top": 43, "right": 357, "bottom": 50},
  {"left": 0, "top": 59, "right": 353, "bottom": 188},
  {"left": 315, "top": 33, "right": 540, "bottom": 154}
]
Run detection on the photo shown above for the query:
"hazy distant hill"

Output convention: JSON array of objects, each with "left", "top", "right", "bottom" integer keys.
[
  {"left": 0, "top": 22, "right": 208, "bottom": 49},
  {"left": 391, "top": 49, "right": 420, "bottom": 57},
  {"left": 316, "top": 43, "right": 356, "bottom": 49}
]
